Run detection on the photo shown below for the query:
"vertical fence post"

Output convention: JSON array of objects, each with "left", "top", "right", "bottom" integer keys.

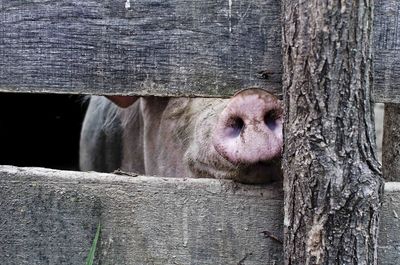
[
  {"left": 282, "top": 0, "right": 383, "bottom": 264},
  {"left": 383, "top": 104, "right": 400, "bottom": 181}
]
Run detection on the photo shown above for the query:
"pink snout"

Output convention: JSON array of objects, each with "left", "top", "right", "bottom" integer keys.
[{"left": 213, "top": 89, "right": 283, "bottom": 165}]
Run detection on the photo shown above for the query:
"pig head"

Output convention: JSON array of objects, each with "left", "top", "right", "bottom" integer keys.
[{"left": 80, "top": 89, "right": 283, "bottom": 184}]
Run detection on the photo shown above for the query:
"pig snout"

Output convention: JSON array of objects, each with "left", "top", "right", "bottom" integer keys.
[{"left": 213, "top": 89, "right": 283, "bottom": 166}]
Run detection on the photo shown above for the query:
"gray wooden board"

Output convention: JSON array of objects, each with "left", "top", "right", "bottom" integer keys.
[
  {"left": 374, "top": 0, "right": 400, "bottom": 103},
  {"left": 0, "top": 166, "right": 284, "bottom": 265},
  {"left": 0, "top": 0, "right": 282, "bottom": 98},
  {"left": 1, "top": 1, "right": 400, "bottom": 101},
  {"left": 0, "top": 165, "right": 399, "bottom": 265},
  {"left": 378, "top": 183, "right": 400, "bottom": 264}
]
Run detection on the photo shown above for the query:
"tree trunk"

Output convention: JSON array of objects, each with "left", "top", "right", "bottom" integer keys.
[
  {"left": 382, "top": 104, "right": 400, "bottom": 181},
  {"left": 282, "top": 0, "right": 384, "bottom": 264}
]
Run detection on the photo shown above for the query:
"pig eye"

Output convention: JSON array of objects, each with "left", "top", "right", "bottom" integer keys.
[
  {"left": 264, "top": 111, "right": 280, "bottom": 131},
  {"left": 226, "top": 117, "right": 244, "bottom": 137}
]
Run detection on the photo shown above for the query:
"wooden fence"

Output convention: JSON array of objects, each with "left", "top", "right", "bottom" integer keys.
[{"left": 1, "top": 0, "right": 400, "bottom": 264}]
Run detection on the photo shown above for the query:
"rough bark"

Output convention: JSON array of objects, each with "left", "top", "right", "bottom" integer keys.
[
  {"left": 282, "top": 0, "right": 384, "bottom": 264},
  {"left": 382, "top": 104, "right": 400, "bottom": 181}
]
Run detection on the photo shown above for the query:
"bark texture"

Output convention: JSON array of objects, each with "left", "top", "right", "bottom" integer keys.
[
  {"left": 382, "top": 104, "right": 400, "bottom": 181},
  {"left": 282, "top": 0, "right": 383, "bottom": 264}
]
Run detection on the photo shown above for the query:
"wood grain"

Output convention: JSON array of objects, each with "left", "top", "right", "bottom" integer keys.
[
  {"left": 374, "top": 0, "right": 400, "bottom": 103},
  {"left": 0, "top": 166, "right": 284, "bottom": 265},
  {"left": 0, "top": 0, "right": 282, "bottom": 98},
  {"left": 0, "top": 166, "right": 398, "bottom": 264},
  {"left": 0, "top": 0, "right": 398, "bottom": 102}
]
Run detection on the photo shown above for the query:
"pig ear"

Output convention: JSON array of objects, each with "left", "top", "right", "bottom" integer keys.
[{"left": 106, "top": 96, "right": 138, "bottom": 108}]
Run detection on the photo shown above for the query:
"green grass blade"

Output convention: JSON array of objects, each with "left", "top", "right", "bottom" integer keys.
[{"left": 85, "top": 223, "right": 101, "bottom": 265}]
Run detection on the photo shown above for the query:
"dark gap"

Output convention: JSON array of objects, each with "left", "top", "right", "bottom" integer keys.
[{"left": 0, "top": 93, "right": 88, "bottom": 170}]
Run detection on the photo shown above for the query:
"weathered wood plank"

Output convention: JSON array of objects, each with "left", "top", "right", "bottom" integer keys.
[
  {"left": 378, "top": 183, "right": 400, "bottom": 264},
  {"left": 0, "top": 166, "right": 399, "bottom": 264},
  {"left": 0, "top": 0, "right": 282, "bottom": 98},
  {"left": 374, "top": 0, "right": 400, "bottom": 103},
  {"left": 0, "top": 1, "right": 398, "bottom": 101},
  {"left": 0, "top": 166, "right": 284, "bottom": 265}
]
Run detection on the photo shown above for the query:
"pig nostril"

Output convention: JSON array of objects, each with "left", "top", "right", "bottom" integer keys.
[
  {"left": 264, "top": 111, "right": 279, "bottom": 131},
  {"left": 225, "top": 117, "right": 244, "bottom": 137}
]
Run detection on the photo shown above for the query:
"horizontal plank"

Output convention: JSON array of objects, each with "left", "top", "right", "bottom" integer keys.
[
  {"left": 0, "top": 166, "right": 284, "bottom": 265},
  {"left": 0, "top": 0, "right": 282, "bottom": 98},
  {"left": 373, "top": 0, "right": 400, "bottom": 103},
  {"left": 378, "top": 182, "right": 400, "bottom": 264},
  {"left": 0, "top": 165, "right": 398, "bottom": 264},
  {"left": 0, "top": 1, "right": 399, "bottom": 101}
]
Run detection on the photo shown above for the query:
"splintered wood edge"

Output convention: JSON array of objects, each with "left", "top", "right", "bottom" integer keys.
[{"left": 0, "top": 165, "right": 284, "bottom": 199}]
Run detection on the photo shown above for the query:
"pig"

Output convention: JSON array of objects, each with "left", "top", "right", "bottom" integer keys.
[{"left": 79, "top": 89, "right": 283, "bottom": 184}]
